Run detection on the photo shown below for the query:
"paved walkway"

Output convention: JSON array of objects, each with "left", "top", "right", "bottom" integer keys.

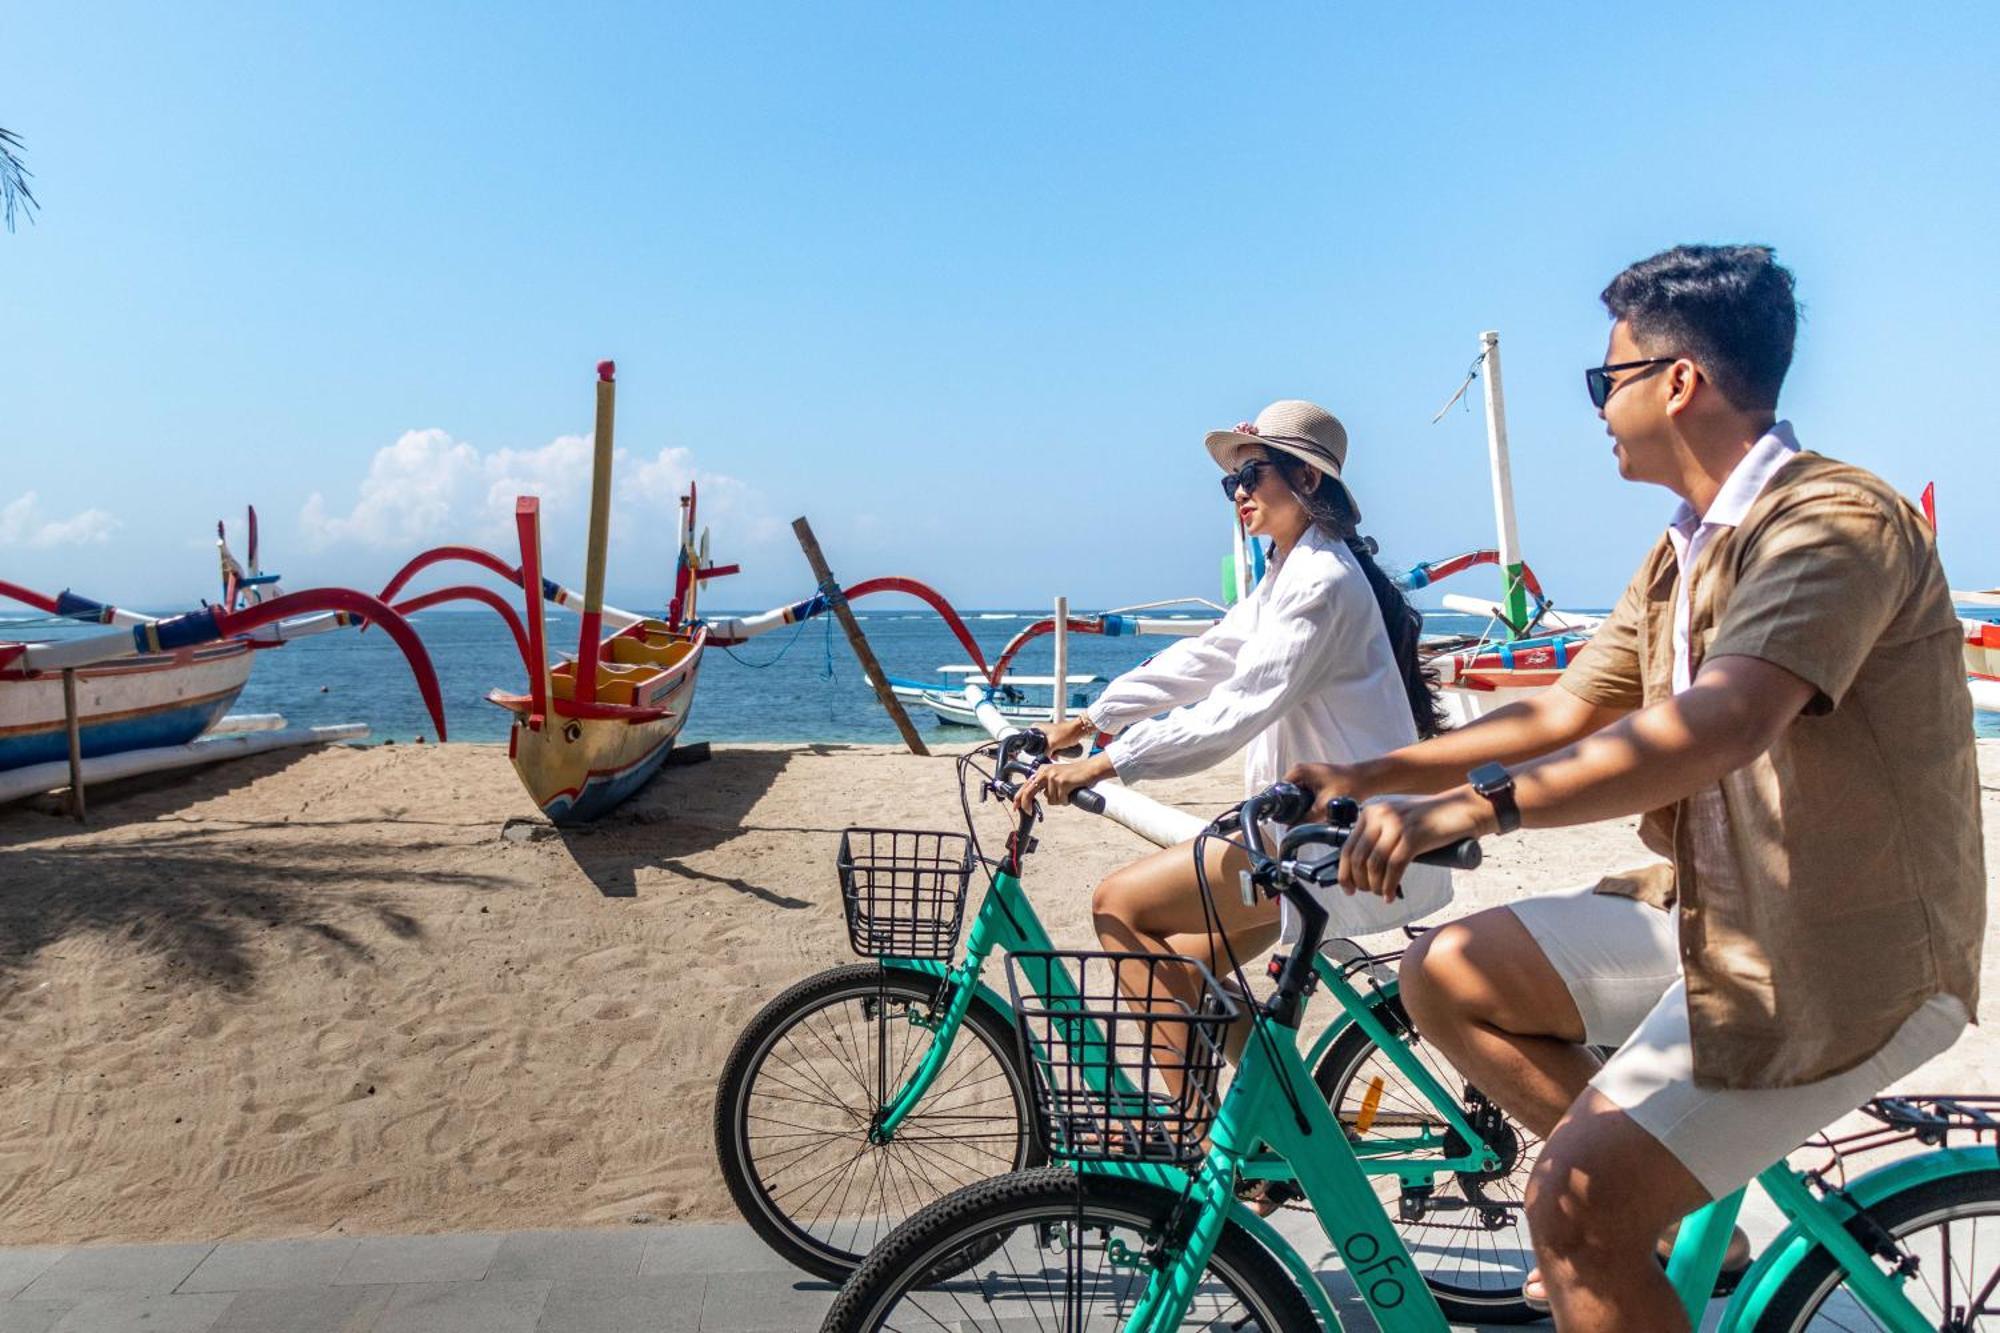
[{"left": 0, "top": 1215, "right": 1553, "bottom": 1331}]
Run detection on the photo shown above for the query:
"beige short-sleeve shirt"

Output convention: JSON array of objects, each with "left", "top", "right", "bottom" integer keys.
[{"left": 1557, "top": 451, "right": 1983, "bottom": 1089}]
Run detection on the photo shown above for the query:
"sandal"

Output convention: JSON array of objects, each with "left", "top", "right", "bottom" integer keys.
[{"left": 1231, "top": 1178, "right": 1299, "bottom": 1217}]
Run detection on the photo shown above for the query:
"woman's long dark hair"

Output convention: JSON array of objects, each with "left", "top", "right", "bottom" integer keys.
[{"left": 1276, "top": 458, "right": 1449, "bottom": 739}]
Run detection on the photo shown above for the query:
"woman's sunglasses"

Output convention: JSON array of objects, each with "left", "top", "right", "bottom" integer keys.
[
  {"left": 1584, "top": 357, "right": 1677, "bottom": 409},
  {"left": 1220, "top": 458, "right": 1280, "bottom": 501}
]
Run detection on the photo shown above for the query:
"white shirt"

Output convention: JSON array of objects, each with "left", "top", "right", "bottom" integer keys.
[
  {"left": 1664, "top": 422, "right": 1801, "bottom": 694},
  {"left": 1087, "top": 523, "right": 1450, "bottom": 931},
  {"left": 1089, "top": 524, "right": 1423, "bottom": 790}
]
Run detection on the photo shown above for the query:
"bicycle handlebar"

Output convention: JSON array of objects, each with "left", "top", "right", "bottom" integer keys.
[
  {"left": 993, "top": 730, "right": 1107, "bottom": 814},
  {"left": 1231, "top": 782, "right": 1482, "bottom": 902}
]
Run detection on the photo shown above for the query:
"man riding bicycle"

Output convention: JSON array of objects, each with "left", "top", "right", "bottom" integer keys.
[{"left": 1288, "top": 244, "right": 1984, "bottom": 1331}]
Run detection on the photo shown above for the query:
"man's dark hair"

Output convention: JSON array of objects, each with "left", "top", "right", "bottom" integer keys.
[{"left": 1601, "top": 244, "right": 1798, "bottom": 411}]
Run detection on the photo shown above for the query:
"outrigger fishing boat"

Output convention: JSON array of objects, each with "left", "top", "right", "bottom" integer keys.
[
  {"left": 880, "top": 598, "right": 1224, "bottom": 729},
  {"left": 877, "top": 666, "right": 1108, "bottom": 729},
  {"left": 1400, "top": 332, "right": 1599, "bottom": 723},
  {"left": 1398, "top": 547, "right": 1597, "bottom": 723},
  {"left": 378, "top": 362, "right": 1004, "bottom": 824},
  {"left": 0, "top": 515, "right": 281, "bottom": 771},
  {"left": 376, "top": 363, "right": 720, "bottom": 824},
  {"left": 0, "top": 557, "right": 446, "bottom": 803}
]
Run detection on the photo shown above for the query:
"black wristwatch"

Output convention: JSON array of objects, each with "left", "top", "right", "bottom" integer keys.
[{"left": 1467, "top": 762, "right": 1520, "bottom": 836}]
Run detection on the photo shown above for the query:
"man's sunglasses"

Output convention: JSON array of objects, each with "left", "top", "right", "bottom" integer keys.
[
  {"left": 1220, "top": 458, "right": 1280, "bottom": 501},
  {"left": 1585, "top": 357, "right": 1677, "bottom": 409}
]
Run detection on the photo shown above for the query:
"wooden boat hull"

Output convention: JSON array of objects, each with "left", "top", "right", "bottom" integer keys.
[
  {"left": 493, "top": 624, "right": 703, "bottom": 825},
  {"left": 506, "top": 708, "right": 687, "bottom": 824},
  {"left": 1425, "top": 630, "right": 1581, "bottom": 727},
  {"left": 0, "top": 640, "right": 253, "bottom": 772}
]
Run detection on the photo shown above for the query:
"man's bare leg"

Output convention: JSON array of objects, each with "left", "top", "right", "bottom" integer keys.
[
  {"left": 1397, "top": 906, "right": 1602, "bottom": 1137},
  {"left": 1401, "top": 908, "right": 1747, "bottom": 1306},
  {"left": 1529, "top": 1088, "right": 1710, "bottom": 1331}
]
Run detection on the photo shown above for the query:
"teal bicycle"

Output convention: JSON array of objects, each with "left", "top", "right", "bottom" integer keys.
[
  {"left": 714, "top": 733, "right": 1547, "bottom": 1322},
  {"left": 821, "top": 783, "right": 2000, "bottom": 1331}
]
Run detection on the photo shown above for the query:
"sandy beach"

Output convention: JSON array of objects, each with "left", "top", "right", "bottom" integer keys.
[{"left": 1, "top": 739, "right": 1995, "bottom": 1246}]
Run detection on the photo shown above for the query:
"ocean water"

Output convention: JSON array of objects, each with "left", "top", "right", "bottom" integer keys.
[
  {"left": 10, "top": 607, "right": 1998, "bottom": 743},
  {"left": 222, "top": 608, "right": 1497, "bottom": 745}
]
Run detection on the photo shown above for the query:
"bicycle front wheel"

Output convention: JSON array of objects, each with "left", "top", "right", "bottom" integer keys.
[
  {"left": 714, "top": 963, "right": 1041, "bottom": 1280},
  {"left": 822, "top": 1167, "right": 1319, "bottom": 1332},
  {"left": 1749, "top": 1166, "right": 2000, "bottom": 1331}
]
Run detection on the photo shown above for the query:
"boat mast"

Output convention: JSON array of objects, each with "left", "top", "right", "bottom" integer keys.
[
  {"left": 574, "top": 359, "right": 617, "bottom": 704},
  {"left": 1479, "top": 330, "right": 1529, "bottom": 631}
]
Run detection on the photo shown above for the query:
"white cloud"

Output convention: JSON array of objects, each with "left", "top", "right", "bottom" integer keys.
[
  {"left": 301, "top": 429, "right": 776, "bottom": 568},
  {"left": 0, "top": 492, "right": 121, "bottom": 547}
]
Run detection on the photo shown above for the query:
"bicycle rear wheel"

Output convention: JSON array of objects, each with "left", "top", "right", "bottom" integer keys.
[
  {"left": 1749, "top": 1167, "right": 2000, "bottom": 1330},
  {"left": 1313, "top": 992, "right": 1544, "bottom": 1324},
  {"left": 715, "top": 963, "right": 1041, "bottom": 1280},
  {"left": 821, "top": 1167, "right": 1318, "bottom": 1332}
]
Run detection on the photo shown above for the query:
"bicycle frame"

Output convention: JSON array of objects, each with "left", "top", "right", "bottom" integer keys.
[
  {"left": 1128, "top": 958, "right": 1949, "bottom": 1332},
  {"left": 874, "top": 863, "right": 1496, "bottom": 1187},
  {"left": 852, "top": 789, "right": 1495, "bottom": 1332}
]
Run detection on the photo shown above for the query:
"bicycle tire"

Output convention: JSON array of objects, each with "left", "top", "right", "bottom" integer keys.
[
  {"left": 821, "top": 1166, "right": 1319, "bottom": 1332},
  {"left": 1748, "top": 1166, "right": 2000, "bottom": 1331},
  {"left": 715, "top": 963, "right": 1042, "bottom": 1280},
  {"left": 1313, "top": 992, "right": 1544, "bottom": 1324}
]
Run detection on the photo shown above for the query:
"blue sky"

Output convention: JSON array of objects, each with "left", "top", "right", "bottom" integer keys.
[{"left": 4, "top": 3, "right": 1997, "bottom": 616}]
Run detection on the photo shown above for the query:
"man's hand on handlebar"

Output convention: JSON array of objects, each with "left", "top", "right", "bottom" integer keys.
[
  {"left": 1012, "top": 752, "right": 1115, "bottom": 812},
  {"left": 1338, "top": 790, "right": 1497, "bottom": 901}
]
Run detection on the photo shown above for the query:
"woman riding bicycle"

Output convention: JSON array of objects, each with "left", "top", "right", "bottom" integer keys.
[{"left": 1015, "top": 398, "right": 1447, "bottom": 1031}]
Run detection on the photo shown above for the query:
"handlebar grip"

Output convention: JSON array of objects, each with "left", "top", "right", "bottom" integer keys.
[
  {"left": 1256, "top": 781, "right": 1315, "bottom": 826},
  {"left": 1070, "top": 789, "right": 1107, "bottom": 815},
  {"left": 1415, "top": 839, "right": 1482, "bottom": 871},
  {"left": 1013, "top": 729, "right": 1049, "bottom": 758}
]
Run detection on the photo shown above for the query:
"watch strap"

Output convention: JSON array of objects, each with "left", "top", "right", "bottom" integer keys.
[{"left": 1468, "top": 762, "right": 1521, "bottom": 836}]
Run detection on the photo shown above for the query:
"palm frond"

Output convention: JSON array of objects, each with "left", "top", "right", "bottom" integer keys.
[{"left": 0, "top": 127, "right": 40, "bottom": 232}]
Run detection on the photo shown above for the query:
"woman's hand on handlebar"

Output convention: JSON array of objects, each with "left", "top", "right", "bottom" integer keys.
[
  {"left": 1339, "top": 790, "right": 1495, "bottom": 901},
  {"left": 1282, "top": 760, "right": 1375, "bottom": 813},
  {"left": 1012, "top": 752, "right": 1115, "bottom": 812},
  {"left": 1037, "top": 716, "right": 1097, "bottom": 757}
]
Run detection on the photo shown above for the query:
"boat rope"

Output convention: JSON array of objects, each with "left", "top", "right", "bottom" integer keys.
[
  {"left": 718, "top": 611, "right": 817, "bottom": 670},
  {"left": 813, "top": 577, "right": 844, "bottom": 678},
  {"left": 1429, "top": 346, "right": 1488, "bottom": 423}
]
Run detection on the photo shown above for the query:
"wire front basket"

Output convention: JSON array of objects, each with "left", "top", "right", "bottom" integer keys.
[
  {"left": 837, "top": 828, "right": 976, "bottom": 961},
  {"left": 1007, "top": 950, "right": 1239, "bottom": 1166}
]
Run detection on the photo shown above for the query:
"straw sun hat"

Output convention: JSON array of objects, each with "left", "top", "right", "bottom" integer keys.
[{"left": 1203, "top": 399, "right": 1360, "bottom": 524}]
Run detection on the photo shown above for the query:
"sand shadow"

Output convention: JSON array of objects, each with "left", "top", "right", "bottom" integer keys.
[
  {"left": 549, "top": 746, "right": 804, "bottom": 900},
  {"left": 0, "top": 745, "right": 337, "bottom": 834},
  {"left": 0, "top": 833, "right": 510, "bottom": 997}
]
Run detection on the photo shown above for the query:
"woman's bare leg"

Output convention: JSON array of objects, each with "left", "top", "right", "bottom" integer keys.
[{"left": 1092, "top": 837, "right": 1282, "bottom": 1103}]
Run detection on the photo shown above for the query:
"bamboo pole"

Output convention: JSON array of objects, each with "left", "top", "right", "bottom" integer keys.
[
  {"left": 575, "top": 360, "right": 617, "bottom": 705},
  {"left": 1050, "top": 595, "right": 1069, "bottom": 724},
  {"left": 62, "top": 668, "right": 85, "bottom": 822},
  {"left": 792, "top": 516, "right": 929, "bottom": 756},
  {"left": 516, "top": 497, "right": 552, "bottom": 731},
  {"left": 1479, "top": 330, "right": 1530, "bottom": 631}
]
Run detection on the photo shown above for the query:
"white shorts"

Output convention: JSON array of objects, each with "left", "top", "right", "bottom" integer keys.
[{"left": 1508, "top": 888, "right": 1970, "bottom": 1197}]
